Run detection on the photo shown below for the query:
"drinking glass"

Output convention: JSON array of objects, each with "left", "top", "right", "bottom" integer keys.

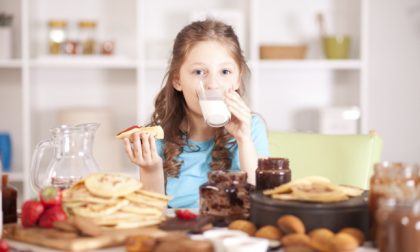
[{"left": 196, "top": 77, "right": 231, "bottom": 127}]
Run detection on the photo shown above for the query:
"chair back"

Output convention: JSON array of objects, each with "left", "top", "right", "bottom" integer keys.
[{"left": 268, "top": 131, "right": 382, "bottom": 189}]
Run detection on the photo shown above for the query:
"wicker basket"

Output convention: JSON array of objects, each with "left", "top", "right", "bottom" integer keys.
[{"left": 259, "top": 45, "right": 307, "bottom": 60}]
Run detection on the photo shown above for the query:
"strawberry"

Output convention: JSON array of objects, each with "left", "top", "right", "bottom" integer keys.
[
  {"left": 39, "top": 186, "right": 62, "bottom": 208},
  {"left": 38, "top": 205, "right": 67, "bottom": 228},
  {"left": 21, "top": 199, "right": 45, "bottom": 227},
  {"left": 0, "top": 239, "right": 9, "bottom": 252},
  {"left": 175, "top": 209, "right": 198, "bottom": 221}
]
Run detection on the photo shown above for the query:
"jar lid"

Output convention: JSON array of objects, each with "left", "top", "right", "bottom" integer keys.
[
  {"left": 48, "top": 20, "right": 67, "bottom": 28},
  {"left": 258, "top": 157, "right": 289, "bottom": 170},
  {"left": 79, "top": 21, "right": 97, "bottom": 28}
]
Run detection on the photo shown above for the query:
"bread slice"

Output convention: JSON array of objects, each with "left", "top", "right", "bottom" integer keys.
[{"left": 116, "top": 125, "right": 164, "bottom": 139}]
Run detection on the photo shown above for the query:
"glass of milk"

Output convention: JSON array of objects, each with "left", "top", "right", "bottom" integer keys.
[{"left": 196, "top": 78, "right": 231, "bottom": 127}]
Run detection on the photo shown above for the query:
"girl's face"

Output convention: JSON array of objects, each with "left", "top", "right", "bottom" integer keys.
[{"left": 173, "top": 40, "right": 241, "bottom": 117}]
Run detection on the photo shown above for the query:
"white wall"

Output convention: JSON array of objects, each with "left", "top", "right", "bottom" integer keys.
[{"left": 368, "top": 0, "right": 420, "bottom": 163}]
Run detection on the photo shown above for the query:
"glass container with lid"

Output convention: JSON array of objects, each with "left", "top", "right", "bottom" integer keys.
[
  {"left": 199, "top": 170, "right": 254, "bottom": 226},
  {"left": 48, "top": 20, "right": 67, "bottom": 55},
  {"left": 78, "top": 21, "right": 97, "bottom": 55},
  {"left": 256, "top": 157, "right": 291, "bottom": 190},
  {"left": 369, "top": 161, "right": 419, "bottom": 242}
]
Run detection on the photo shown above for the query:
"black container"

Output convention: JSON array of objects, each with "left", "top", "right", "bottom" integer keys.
[
  {"left": 250, "top": 191, "right": 369, "bottom": 239},
  {"left": 256, "top": 157, "right": 291, "bottom": 191}
]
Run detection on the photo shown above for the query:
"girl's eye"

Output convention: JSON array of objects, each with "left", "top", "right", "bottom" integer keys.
[
  {"left": 222, "top": 69, "right": 232, "bottom": 75},
  {"left": 193, "top": 69, "right": 205, "bottom": 76}
]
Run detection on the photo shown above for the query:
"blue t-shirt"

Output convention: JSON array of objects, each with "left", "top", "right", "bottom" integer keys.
[{"left": 155, "top": 115, "right": 269, "bottom": 209}]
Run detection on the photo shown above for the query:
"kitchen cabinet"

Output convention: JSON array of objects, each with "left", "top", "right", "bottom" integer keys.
[{"left": 0, "top": 0, "right": 367, "bottom": 202}]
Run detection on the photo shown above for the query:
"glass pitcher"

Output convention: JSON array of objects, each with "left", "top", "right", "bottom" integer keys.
[{"left": 30, "top": 123, "right": 101, "bottom": 191}]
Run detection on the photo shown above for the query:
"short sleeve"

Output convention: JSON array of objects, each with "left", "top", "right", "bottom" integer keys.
[{"left": 251, "top": 114, "right": 270, "bottom": 157}]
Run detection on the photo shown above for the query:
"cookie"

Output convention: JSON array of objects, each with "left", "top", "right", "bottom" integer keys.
[
  {"left": 330, "top": 233, "right": 359, "bottom": 252},
  {"left": 338, "top": 227, "right": 365, "bottom": 246},
  {"left": 228, "top": 220, "right": 257, "bottom": 236},
  {"left": 255, "top": 225, "right": 283, "bottom": 240},
  {"left": 308, "top": 228, "right": 334, "bottom": 252},
  {"left": 277, "top": 215, "right": 305, "bottom": 234},
  {"left": 282, "top": 233, "right": 311, "bottom": 247}
]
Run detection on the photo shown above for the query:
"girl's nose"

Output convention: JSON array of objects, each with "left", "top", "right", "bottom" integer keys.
[{"left": 204, "top": 75, "right": 220, "bottom": 89}]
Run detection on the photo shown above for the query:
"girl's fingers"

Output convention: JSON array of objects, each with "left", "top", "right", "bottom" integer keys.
[
  {"left": 133, "top": 133, "right": 143, "bottom": 162},
  {"left": 229, "top": 104, "right": 250, "bottom": 123},
  {"left": 140, "top": 133, "right": 151, "bottom": 160},
  {"left": 124, "top": 138, "right": 135, "bottom": 161},
  {"left": 149, "top": 134, "right": 159, "bottom": 159}
]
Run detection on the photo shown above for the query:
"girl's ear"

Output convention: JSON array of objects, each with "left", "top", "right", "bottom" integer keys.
[{"left": 172, "top": 77, "right": 182, "bottom": 91}]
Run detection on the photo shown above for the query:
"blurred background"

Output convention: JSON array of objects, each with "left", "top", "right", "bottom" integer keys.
[{"left": 0, "top": 0, "right": 419, "bottom": 201}]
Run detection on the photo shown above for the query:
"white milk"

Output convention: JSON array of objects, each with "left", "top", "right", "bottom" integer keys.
[{"left": 199, "top": 99, "right": 231, "bottom": 127}]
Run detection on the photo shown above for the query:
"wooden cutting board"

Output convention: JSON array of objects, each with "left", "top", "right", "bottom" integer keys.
[{"left": 3, "top": 224, "right": 168, "bottom": 251}]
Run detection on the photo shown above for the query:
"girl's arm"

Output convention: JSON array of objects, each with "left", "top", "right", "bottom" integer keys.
[
  {"left": 224, "top": 88, "right": 261, "bottom": 185},
  {"left": 124, "top": 133, "right": 165, "bottom": 194},
  {"left": 236, "top": 137, "right": 259, "bottom": 185}
]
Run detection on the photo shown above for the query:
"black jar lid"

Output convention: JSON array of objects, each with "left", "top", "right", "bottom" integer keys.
[{"left": 258, "top": 157, "right": 289, "bottom": 170}]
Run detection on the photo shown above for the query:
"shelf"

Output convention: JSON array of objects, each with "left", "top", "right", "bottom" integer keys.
[
  {"left": 30, "top": 56, "right": 137, "bottom": 69},
  {"left": 142, "top": 60, "right": 169, "bottom": 69},
  {"left": 4, "top": 172, "right": 25, "bottom": 182},
  {"left": 256, "top": 60, "right": 363, "bottom": 70},
  {"left": 0, "top": 59, "right": 22, "bottom": 69}
]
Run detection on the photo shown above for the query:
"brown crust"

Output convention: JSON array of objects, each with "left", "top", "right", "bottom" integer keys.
[
  {"left": 228, "top": 220, "right": 257, "bottom": 236},
  {"left": 255, "top": 225, "right": 283, "bottom": 240},
  {"left": 277, "top": 215, "right": 306, "bottom": 234}
]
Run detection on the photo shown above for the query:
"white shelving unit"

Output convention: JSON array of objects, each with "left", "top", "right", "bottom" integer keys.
[{"left": 0, "top": 0, "right": 368, "bottom": 202}]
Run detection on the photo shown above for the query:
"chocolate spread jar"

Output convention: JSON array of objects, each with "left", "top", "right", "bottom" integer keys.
[
  {"left": 256, "top": 157, "right": 291, "bottom": 190},
  {"left": 199, "top": 170, "right": 253, "bottom": 226}
]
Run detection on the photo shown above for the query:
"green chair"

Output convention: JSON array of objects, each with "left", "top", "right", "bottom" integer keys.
[{"left": 268, "top": 131, "right": 383, "bottom": 189}]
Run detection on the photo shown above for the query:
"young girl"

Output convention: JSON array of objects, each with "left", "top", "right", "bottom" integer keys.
[{"left": 124, "top": 19, "right": 269, "bottom": 208}]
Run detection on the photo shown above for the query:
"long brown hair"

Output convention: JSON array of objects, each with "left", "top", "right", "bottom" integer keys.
[{"left": 149, "top": 19, "right": 250, "bottom": 177}]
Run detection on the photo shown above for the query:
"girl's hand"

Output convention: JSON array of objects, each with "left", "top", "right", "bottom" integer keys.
[
  {"left": 124, "top": 133, "right": 162, "bottom": 171},
  {"left": 224, "top": 88, "right": 252, "bottom": 143}
]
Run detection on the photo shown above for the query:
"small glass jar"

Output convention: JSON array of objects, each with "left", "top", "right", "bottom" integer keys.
[
  {"left": 48, "top": 20, "right": 67, "bottom": 55},
  {"left": 368, "top": 162, "right": 419, "bottom": 242},
  {"left": 256, "top": 157, "right": 291, "bottom": 190},
  {"left": 376, "top": 198, "right": 420, "bottom": 252},
  {"left": 199, "top": 170, "right": 253, "bottom": 226},
  {"left": 2, "top": 174, "right": 17, "bottom": 224},
  {"left": 78, "top": 21, "right": 97, "bottom": 55}
]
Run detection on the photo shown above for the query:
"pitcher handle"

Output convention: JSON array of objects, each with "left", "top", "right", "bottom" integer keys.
[{"left": 30, "top": 138, "right": 53, "bottom": 192}]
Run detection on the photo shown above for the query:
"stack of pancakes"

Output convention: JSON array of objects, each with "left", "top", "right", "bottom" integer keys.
[
  {"left": 263, "top": 176, "right": 364, "bottom": 203},
  {"left": 63, "top": 172, "right": 171, "bottom": 229}
]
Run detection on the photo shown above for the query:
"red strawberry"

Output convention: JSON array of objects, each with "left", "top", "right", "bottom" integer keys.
[
  {"left": 38, "top": 205, "right": 67, "bottom": 228},
  {"left": 21, "top": 199, "right": 45, "bottom": 227},
  {"left": 175, "top": 209, "right": 198, "bottom": 221},
  {"left": 0, "top": 239, "right": 9, "bottom": 252},
  {"left": 39, "top": 186, "right": 62, "bottom": 208}
]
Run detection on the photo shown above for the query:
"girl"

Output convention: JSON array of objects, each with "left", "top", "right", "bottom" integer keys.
[{"left": 124, "top": 19, "right": 269, "bottom": 208}]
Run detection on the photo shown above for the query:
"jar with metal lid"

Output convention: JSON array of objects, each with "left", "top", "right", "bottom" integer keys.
[
  {"left": 78, "top": 21, "right": 97, "bottom": 55},
  {"left": 256, "top": 157, "right": 291, "bottom": 190},
  {"left": 368, "top": 162, "right": 419, "bottom": 242},
  {"left": 199, "top": 170, "right": 254, "bottom": 226},
  {"left": 48, "top": 20, "right": 67, "bottom": 55}
]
